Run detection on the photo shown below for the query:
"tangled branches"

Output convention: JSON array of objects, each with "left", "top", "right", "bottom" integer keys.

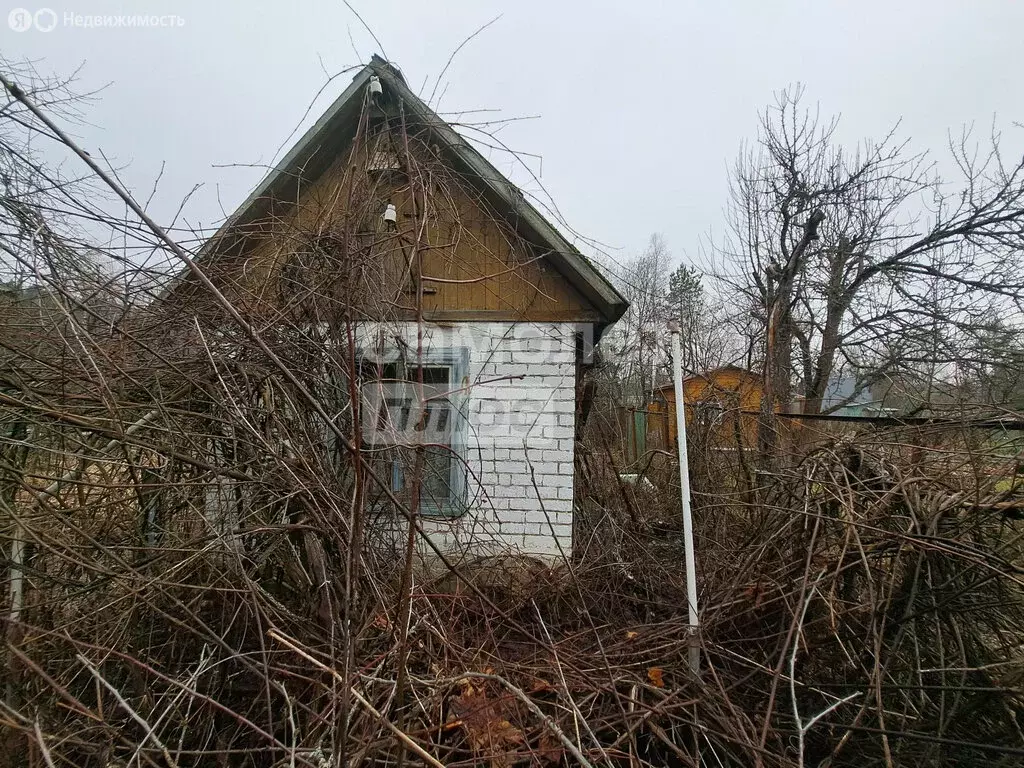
[
  {"left": 7, "top": 409, "right": 1024, "bottom": 766},
  {"left": 1, "top": 57, "right": 1023, "bottom": 768}
]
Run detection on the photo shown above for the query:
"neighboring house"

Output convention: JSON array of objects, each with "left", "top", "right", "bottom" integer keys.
[
  {"left": 647, "top": 365, "right": 784, "bottom": 451},
  {"left": 646, "top": 367, "right": 901, "bottom": 453},
  {"left": 163, "top": 57, "right": 627, "bottom": 561},
  {"left": 820, "top": 376, "right": 893, "bottom": 417}
]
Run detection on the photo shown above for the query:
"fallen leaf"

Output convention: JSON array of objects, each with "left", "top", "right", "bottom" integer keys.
[
  {"left": 449, "top": 684, "right": 524, "bottom": 767},
  {"left": 647, "top": 667, "right": 665, "bottom": 688},
  {"left": 528, "top": 677, "right": 554, "bottom": 693},
  {"left": 537, "top": 729, "right": 564, "bottom": 766},
  {"left": 625, "top": 630, "right": 639, "bottom": 641}
]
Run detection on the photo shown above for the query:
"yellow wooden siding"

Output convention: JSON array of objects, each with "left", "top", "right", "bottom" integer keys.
[
  {"left": 648, "top": 369, "right": 769, "bottom": 451},
  {"left": 203, "top": 135, "right": 599, "bottom": 323}
]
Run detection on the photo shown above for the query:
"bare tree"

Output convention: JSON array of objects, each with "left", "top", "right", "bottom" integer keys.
[
  {"left": 955, "top": 310, "right": 1024, "bottom": 408},
  {"left": 720, "top": 87, "right": 1024, "bottom": 455},
  {"left": 609, "top": 233, "right": 672, "bottom": 406}
]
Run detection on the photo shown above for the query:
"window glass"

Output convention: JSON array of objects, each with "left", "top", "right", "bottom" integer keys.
[{"left": 360, "top": 354, "right": 466, "bottom": 515}]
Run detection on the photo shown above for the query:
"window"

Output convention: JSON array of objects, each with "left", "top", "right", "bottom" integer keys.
[
  {"left": 694, "top": 397, "right": 725, "bottom": 431},
  {"left": 359, "top": 349, "right": 469, "bottom": 515}
]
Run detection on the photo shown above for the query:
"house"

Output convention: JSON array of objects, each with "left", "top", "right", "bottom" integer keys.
[
  {"left": 647, "top": 365, "right": 772, "bottom": 451},
  {"left": 821, "top": 376, "right": 894, "bottom": 417},
  {"left": 163, "top": 57, "right": 627, "bottom": 562},
  {"left": 646, "top": 368, "right": 896, "bottom": 454}
]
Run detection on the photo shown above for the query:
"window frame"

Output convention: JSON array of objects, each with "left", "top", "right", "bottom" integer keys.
[{"left": 359, "top": 346, "right": 470, "bottom": 517}]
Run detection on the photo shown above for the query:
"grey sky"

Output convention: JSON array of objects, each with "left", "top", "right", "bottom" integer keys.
[{"left": 4, "top": 0, "right": 1024, "bottom": 280}]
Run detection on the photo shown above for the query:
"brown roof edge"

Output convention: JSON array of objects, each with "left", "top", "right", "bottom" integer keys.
[{"left": 656, "top": 365, "right": 759, "bottom": 390}]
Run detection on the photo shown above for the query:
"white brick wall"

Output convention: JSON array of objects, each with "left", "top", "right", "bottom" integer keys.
[{"left": 357, "top": 321, "right": 578, "bottom": 561}]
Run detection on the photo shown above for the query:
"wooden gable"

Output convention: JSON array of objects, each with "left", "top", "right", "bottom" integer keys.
[
  {"left": 200, "top": 129, "right": 600, "bottom": 324},
  {"left": 168, "top": 57, "right": 627, "bottom": 330},
  {"left": 682, "top": 368, "right": 765, "bottom": 413},
  {"left": 413, "top": 182, "right": 599, "bottom": 321}
]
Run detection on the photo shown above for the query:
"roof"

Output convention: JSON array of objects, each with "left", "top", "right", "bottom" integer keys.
[
  {"left": 656, "top": 365, "right": 758, "bottom": 392},
  {"left": 177, "top": 56, "right": 627, "bottom": 327}
]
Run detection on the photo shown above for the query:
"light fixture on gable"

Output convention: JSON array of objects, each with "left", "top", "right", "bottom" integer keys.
[{"left": 382, "top": 203, "right": 398, "bottom": 229}]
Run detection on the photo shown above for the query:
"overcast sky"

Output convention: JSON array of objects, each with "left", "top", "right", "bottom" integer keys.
[{"left": 5, "top": 0, "right": 1024, "bottom": 279}]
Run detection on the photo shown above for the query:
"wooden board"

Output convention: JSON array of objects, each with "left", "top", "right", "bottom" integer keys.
[{"left": 202, "top": 130, "right": 600, "bottom": 324}]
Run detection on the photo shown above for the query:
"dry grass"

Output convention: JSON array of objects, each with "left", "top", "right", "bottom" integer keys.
[{"left": 3, "top": 401, "right": 1024, "bottom": 767}]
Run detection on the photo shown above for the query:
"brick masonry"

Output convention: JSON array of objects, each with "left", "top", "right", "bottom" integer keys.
[{"left": 358, "top": 321, "right": 578, "bottom": 561}]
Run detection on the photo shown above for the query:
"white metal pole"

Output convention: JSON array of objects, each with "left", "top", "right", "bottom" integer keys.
[{"left": 669, "top": 322, "right": 700, "bottom": 676}]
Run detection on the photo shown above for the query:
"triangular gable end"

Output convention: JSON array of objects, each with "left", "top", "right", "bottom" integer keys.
[{"left": 188, "top": 56, "right": 627, "bottom": 333}]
